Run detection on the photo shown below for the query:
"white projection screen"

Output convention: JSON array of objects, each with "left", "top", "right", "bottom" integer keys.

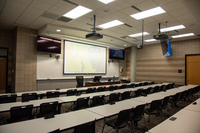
[{"left": 64, "top": 40, "right": 107, "bottom": 74}]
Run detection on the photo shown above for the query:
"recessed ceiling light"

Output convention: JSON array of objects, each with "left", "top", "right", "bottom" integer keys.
[
  {"left": 56, "top": 29, "right": 61, "bottom": 32},
  {"left": 144, "top": 39, "right": 157, "bottom": 42},
  {"left": 63, "top": 5, "right": 92, "bottom": 19},
  {"left": 129, "top": 32, "right": 149, "bottom": 37},
  {"left": 171, "top": 33, "right": 195, "bottom": 38},
  {"left": 124, "top": 44, "right": 127, "bottom": 46},
  {"left": 130, "top": 6, "right": 166, "bottom": 20},
  {"left": 98, "top": 20, "right": 124, "bottom": 29},
  {"left": 98, "top": 0, "right": 115, "bottom": 4},
  {"left": 160, "top": 25, "right": 185, "bottom": 32}
]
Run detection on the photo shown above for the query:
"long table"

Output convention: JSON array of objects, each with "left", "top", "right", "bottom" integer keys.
[
  {"left": 147, "top": 98, "right": 200, "bottom": 133},
  {"left": 0, "top": 109, "right": 104, "bottom": 133}
]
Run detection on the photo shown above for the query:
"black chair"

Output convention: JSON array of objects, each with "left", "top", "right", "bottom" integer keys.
[
  {"left": 169, "top": 93, "right": 180, "bottom": 108},
  {"left": 97, "top": 87, "right": 105, "bottom": 92},
  {"left": 141, "top": 87, "right": 152, "bottom": 96},
  {"left": 170, "top": 83, "right": 175, "bottom": 88},
  {"left": 131, "top": 104, "right": 146, "bottom": 131},
  {"left": 153, "top": 86, "right": 160, "bottom": 93},
  {"left": 87, "top": 88, "right": 96, "bottom": 93},
  {"left": 143, "top": 82, "right": 148, "bottom": 86},
  {"left": 46, "top": 91, "right": 60, "bottom": 98},
  {"left": 121, "top": 91, "right": 131, "bottom": 100},
  {"left": 159, "top": 85, "right": 166, "bottom": 91},
  {"left": 108, "top": 93, "right": 120, "bottom": 103},
  {"left": 135, "top": 84, "right": 139, "bottom": 87},
  {"left": 144, "top": 99, "right": 162, "bottom": 122},
  {"left": 91, "top": 95, "right": 105, "bottom": 107},
  {"left": 161, "top": 96, "right": 170, "bottom": 115},
  {"left": 109, "top": 86, "right": 117, "bottom": 91},
  {"left": 135, "top": 89, "right": 142, "bottom": 97},
  {"left": 0, "top": 94, "right": 17, "bottom": 104},
  {"left": 130, "top": 83, "right": 135, "bottom": 88},
  {"left": 76, "top": 76, "right": 84, "bottom": 88},
  {"left": 74, "top": 97, "right": 89, "bottom": 110},
  {"left": 102, "top": 108, "right": 132, "bottom": 133},
  {"left": 22, "top": 93, "right": 38, "bottom": 102},
  {"left": 7, "top": 104, "right": 34, "bottom": 123},
  {"left": 74, "top": 120, "right": 95, "bottom": 133},
  {"left": 37, "top": 101, "right": 59, "bottom": 118},
  {"left": 166, "top": 84, "right": 172, "bottom": 90},
  {"left": 138, "top": 83, "right": 143, "bottom": 86},
  {"left": 48, "top": 129, "right": 60, "bottom": 133},
  {"left": 66, "top": 89, "right": 77, "bottom": 96},
  {"left": 119, "top": 84, "right": 127, "bottom": 89}
]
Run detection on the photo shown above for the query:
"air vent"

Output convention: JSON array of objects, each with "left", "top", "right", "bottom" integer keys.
[
  {"left": 57, "top": 16, "right": 72, "bottom": 22},
  {"left": 131, "top": 5, "right": 142, "bottom": 12},
  {"left": 41, "top": 12, "right": 60, "bottom": 20},
  {"left": 63, "top": 0, "right": 78, "bottom": 6}
]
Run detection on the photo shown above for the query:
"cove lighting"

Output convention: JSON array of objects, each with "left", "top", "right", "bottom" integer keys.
[
  {"left": 171, "top": 33, "right": 195, "bottom": 38},
  {"left": 98, "top": 20, "right": 124, "bottom": 29},
  {"left": 130, "top": 7, "right": 166, "bottom": 20},
  {"left": 129, "top": 32, "right": 149, "bottom": 37},
  {"left": 160, "top": 25, "right": 185, "bottom": 32},
  {"left": 144, "top": 39, "right": 157, "bottom": 42},
  {"left": 98, "top": 0, "right": 115, "bottom": 4},
  {"left": 63, "top": 5, "right": 92, "bottom": 19}
]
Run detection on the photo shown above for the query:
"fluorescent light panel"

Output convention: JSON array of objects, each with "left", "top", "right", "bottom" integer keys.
[
  {"left": 63, "top": 5, "right": 92, "bottom": 19},
  {"left": 160, "top": 25, "right": 185, "bottom": 32},
  {"left": 130, "top": 6, "right": 166, "bottom": 20},
  {"left": 171, "top": 33, "right": 195, "bottom": 38},
  {"left": 144, "top": 39, "right": 157, "bottom": 42},
  {"left": 98, "top": 20, "right": 124, "bottom": 29},
  {"left": 98, "top": 0, "right": 115, "bottom": 4},
  {"left": 129, "top": 32, "right": 149, "bottom": 37}
]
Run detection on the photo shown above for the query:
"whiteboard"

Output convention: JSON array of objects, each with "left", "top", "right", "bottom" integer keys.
[{"left": 37, "top": 54, "right": 119, "bottom": 80}]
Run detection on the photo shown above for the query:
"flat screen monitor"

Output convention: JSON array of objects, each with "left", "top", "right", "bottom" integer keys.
[
  {"left": 164, "top": 39, "right": 172, "bottom": 58},
  {"left": 37, "top": 36, "right": 61, "bottom": 54},
  {"left": 93, "top": 76, "right": 102, "bottom": 83},
  {"left": 109, "top": 49, "right": 125, "bottom": 60}
]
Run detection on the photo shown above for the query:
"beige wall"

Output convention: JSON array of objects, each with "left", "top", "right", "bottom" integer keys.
[
  {"left": 15, "top": 27, "right": 37, "bottom": 92},
  {"left": 136, "top": 38, "right": 200, "bottom": 85}
]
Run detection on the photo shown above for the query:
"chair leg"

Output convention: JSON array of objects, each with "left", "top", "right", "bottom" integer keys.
[
  {"left": 115, "top": 128, "right": 118, "bottom": 133},
  {"left": 101, "top": 123, "right": 106, "bottom": 133}
]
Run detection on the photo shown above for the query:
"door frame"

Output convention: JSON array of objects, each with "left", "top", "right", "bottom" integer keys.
[
  {"left": 0, "top": 47, "right": 8, "bottom": 92},
  {"left": 185, "top": 54, "right": 200, "bottom": 85}
]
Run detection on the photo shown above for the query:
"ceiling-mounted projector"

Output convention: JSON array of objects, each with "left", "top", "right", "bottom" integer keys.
[
  {"left": 86, "top": 15, "right": 103, "bottom": 40},
  {"left": 153, "top": 23, "right": 168, "bottom": 40}
]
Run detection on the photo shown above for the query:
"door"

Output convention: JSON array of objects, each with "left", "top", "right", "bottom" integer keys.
[
  {"left": 186, "top": 55, "right": 200, "bottom": 85},
  {"left": 0, "top": 57, "right": 7, "bottom": 92}
]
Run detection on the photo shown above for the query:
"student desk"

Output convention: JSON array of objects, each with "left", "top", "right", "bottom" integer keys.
[
  {"left": 183, "top": 98, "right": 200, "bottom": 112},
  {"left": 0, "top": 109, "right": 104, "bottom": 133}
]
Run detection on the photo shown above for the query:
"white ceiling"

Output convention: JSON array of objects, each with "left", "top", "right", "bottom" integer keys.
[{"left": 0, "top": 0, "right": 200, "bottom": 48}]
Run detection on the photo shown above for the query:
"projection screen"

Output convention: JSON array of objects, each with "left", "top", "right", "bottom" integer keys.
[{"left": 64, "top": 40, "right": 107, "bottom": 74}]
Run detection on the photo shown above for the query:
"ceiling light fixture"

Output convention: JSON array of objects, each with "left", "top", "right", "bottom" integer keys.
[
  {"left": 130, "top": 6, "right": 166, "bottom": 20},
  {"left": 171, "top": 33, "right": 195, "bottom": 38},
  {"left": 144, "top": 39, "right": 158, "bottom": 42},
  {"left": 98, "top": 0, "right": 115, "bottom": 4},
  {"left": 160, "top": 25, "right": 185, "bottom": 32},
  {"left": 129, "top": 32, "right": 149, "bottom": 37},
  {"left": 98, "top": 20, "right": 124, "bottom": 29},
  {"left": 56, "top": 29, "right": 61, "bottom": 32},
  {"left": 63, "top": 5, "right": 92, "bottom": 19}
]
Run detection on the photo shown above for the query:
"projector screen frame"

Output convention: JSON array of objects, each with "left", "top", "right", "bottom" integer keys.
[{"left": 63, "top": 40, "right": 107, "bottom": 75}]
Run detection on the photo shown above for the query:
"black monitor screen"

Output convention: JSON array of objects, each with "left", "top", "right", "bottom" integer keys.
[{"left": 109, "top": 49, "right": 125, "bottom": 60}]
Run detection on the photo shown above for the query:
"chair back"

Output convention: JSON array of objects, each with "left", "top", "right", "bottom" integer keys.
[
  {"left": 132, "top": 104, "right": 145, "bottom": 121},
  {"left": 87, "top": 88, "right": 96, "bottom": 93},
  {"left": 75, "top": 97, "right": 89, "bottom": 110},
  {"left": 76, "top": 76, "right": 84, "bottom": 87},
  {"left": 109, "top": 93, "right": 120, "bottom": 103},
  {"left": 138, "top": 83, "right": 143, "bottom": 86},
  {"left": 143, "top": 82, "right": 148, "bottom": 86},
  {"left": 22, "top": 93, "right": 38, "bottom": 102},
  {"left": 116, "top": 109, "right": 131, "bottom": 127},
  {"left": 160, "top": 85, "right": 166, "bottom": 91},
  {"left": 153, "top": 86, "right": 160, "bottom": 93},
  {"left": 74, "top": 120, "right": 95, "bottom": 133},
  {"left": 91, "top": 95, "right": 104, "bottom": 106},
  {"left": 97, "top": 87, "right": 105, "bottom": 92},
  {"left": 0, "top": 94, "right": 17, "bottom": 104},
  {"left": 46, "top": 91, "right": 60, "bottom": 98},
  {"left": 121, "top": 91, "right": 130, "bottom": 100},
  {"left": 109, "top": 86, "right": 116, "bottom": 91},
  {"left": 161, "top": 96, "right": 170, "bottom": 108},
  {"left": 66, "top": 89, "right": 77, "bottom": 96},
  {"left": 9, "top": 104, "right": 33, "bottom": 123},
  {"left": 135, "top": 89, "right": 142, "bottom": 97},
  {"left": 149, "top": 100, "right": 162, "bottom": 112},
  {"left": 119, "top": 84, "right": 127, "bottom": 89},
  {"left": 38, "top": 101, "right": 58, "bottom": 118}
]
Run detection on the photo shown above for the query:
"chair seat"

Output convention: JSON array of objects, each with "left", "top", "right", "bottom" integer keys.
[{"left": 105, "top": 118, "right": 129, "bottom": 129}]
